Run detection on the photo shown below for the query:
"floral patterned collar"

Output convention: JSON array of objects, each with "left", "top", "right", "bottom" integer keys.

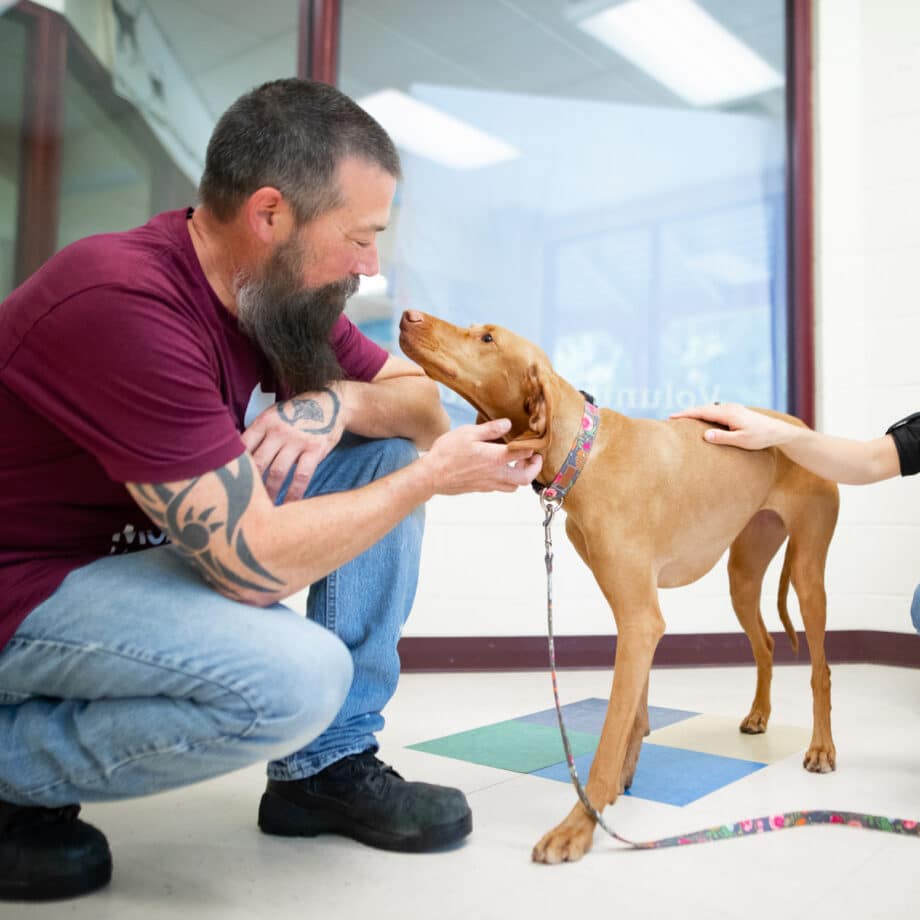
[{"left": 538, "top": 399, "right": 599, "bottom": 504}]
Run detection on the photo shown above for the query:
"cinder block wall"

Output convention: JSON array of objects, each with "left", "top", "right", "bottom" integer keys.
[{"left": 813, "top": 0, "right": 920, "bottom": 637}]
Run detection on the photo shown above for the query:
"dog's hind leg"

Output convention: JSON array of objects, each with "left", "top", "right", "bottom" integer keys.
[
  {"left": 727, "top": 510, "right": 788, "bottom": 734},
  {"left": 786, "top": 501, "right": 838, "bottom": 772}
]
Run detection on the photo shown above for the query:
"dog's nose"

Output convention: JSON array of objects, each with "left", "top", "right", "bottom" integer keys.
[{"left": 402, "top": 310, "right": 424, "bottom": 324}]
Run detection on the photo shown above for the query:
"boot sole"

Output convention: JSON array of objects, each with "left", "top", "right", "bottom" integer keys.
[
  {"left": 258, "top": 791, "right": 472, "bottom": 853},
  {"left": 0, "top": 857, "right": 111, "bottom": 902}
]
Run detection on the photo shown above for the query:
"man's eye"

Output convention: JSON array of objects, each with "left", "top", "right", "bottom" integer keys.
[{"left": 482, "top": 333, "right": 494, "bottom": 343}]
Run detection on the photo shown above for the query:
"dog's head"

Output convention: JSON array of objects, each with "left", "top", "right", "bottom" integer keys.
[{"left": 398, "top": 310, "right": 554, "bottom": 449}]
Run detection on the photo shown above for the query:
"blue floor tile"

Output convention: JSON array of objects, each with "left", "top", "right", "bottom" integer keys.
[
  {"left": 517, "top": 698, "right": 698, "bottom": 735},
  {"left": 647, "top": 706, "right": 701, "bottom": 731},
  {"left": 530, "top": 743, "right": 766, "bottom": 807},
  {"left": 515, "top": 698, "right": 608, "bottom": 733}
]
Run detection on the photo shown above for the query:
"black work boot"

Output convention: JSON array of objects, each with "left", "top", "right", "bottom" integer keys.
[
  {"left": 0, "top": 801, "right": 112, "bottom": 901},
  {"left": 258, "top": 751, "right": 472, "bottom": 852}
]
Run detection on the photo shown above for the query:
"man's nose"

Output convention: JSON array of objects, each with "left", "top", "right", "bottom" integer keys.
[{"left": 356, "top": 244, "right": 380, "bottom": 278}]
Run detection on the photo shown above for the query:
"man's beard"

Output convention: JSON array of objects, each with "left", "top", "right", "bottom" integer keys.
[{"left": 236, "top": 236, "right": 359, "bottom": 394}]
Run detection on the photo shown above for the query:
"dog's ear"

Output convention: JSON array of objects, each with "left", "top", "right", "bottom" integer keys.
[
  {"left": 523, "top": 365, "right": 547, "bottom": 436},
  {"left": 510, "top": 363, "right": 551, "bottom": 450}
]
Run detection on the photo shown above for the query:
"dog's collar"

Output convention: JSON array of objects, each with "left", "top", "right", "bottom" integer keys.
[{"left": 537, "top": 399, "right": 600, "bottom": 503}]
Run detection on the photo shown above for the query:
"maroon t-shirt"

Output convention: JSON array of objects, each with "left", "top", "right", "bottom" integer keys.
[{"left": 0, "top": 208, "right": 388, "bottom": 649}]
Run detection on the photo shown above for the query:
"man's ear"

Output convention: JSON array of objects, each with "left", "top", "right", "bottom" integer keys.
[
  {"left": 510, "top": 364, "right": 551, "bottom": 450},
  {"left": 244, "top": 186, "right": 291, "bottom": 245}
]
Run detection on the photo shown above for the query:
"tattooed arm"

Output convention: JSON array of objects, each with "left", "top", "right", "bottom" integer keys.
[
  {"left": 127, "top": 418, "right": 543, "bottom": 605},
  {"left": 243, "top": 357, "right": 449, "bottom": 503},
  {"left": 128, "top": 457, "right": 285, "bottom": 602}
]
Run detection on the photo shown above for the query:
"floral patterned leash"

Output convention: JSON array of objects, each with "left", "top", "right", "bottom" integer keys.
[{"left": 539, "top": 493, "right": 920, "bottom": 849}]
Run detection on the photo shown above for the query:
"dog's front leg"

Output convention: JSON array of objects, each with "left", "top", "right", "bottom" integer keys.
[
  {"left": 532, "top": 597, "right": 665, "bottom": 865},
  {"left": 620, "top": 676, "right": 650, "bottom": 793}
]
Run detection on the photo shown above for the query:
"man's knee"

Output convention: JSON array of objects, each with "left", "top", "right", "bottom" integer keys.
[
  {"left": 215, "top": 616, "right": 353, "bottom": 757},
  {"left": 301, "top": 435, "right": 420, "bottom": 501},
  {"left": 371, "top": 436, "right": 419, "bottom": 478}
]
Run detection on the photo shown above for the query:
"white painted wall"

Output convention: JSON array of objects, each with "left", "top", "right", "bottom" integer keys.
[
  {"left": 812, "top": 0, "right": 920, "bottom": 637},
  {"left": 397, "top": 0, "right": 920, "bottom": 640}
]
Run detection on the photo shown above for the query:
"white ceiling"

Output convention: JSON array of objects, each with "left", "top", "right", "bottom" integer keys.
[
  {"left": 340, "top": 0, "right": 784, "bottom": 116},
  {"left": 143, "top": 0, "right": 299, "bottom": 119},
  {"left": 143, "top": 0, "right": 785, "bottom": 121}
]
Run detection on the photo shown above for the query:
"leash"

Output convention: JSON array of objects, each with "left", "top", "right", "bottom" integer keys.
[{"left": 537, "top": 408, "right": 919, "bottom": 849}]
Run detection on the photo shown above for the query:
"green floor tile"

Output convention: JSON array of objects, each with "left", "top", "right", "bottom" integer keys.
[{"left": 408, "top": 719, "right": 600, "bottom": 773}]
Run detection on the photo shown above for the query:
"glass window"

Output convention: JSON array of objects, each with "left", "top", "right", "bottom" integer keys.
[
  {"left": 57, "top": 60, "right": 159, "bottom": 249},
  {"left": 60, "top": 0, "right": 300, "bottom": 237},
  {"left": 340, "top": 0, "right": 788, "bottom": 419},
  {"left": 4, "top": 0, "right": 301, "bottom": 281}
]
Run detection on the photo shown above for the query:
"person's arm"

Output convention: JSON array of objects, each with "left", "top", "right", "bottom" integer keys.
[
  {"left": 127, "top": 417, "right": 542, "bottom": 605},
  {"left": 342, "top": 354, "right": 450, "bottom": 448},
  {"left": 243, "top": 356, "right": 449, "bottom": 502},
  {"left": 670, "top": 403, "right": 901, "bottom": 485}
]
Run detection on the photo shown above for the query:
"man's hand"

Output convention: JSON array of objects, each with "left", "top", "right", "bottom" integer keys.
[
  {"left": 419, "top": 418, "right": 543, "bottom": 495},
  {"left": 671, "top": 403, "right": 796, "bottom": 450},
  {"left": 242, "top": 387, "right": 347, "bottom": 502}
]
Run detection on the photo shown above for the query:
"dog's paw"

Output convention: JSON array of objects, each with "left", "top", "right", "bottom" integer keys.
[
  {"left": 531, "top": 814, "right": 595, "bottom": 864},
  {"left": 739, "top": 710, "right": 769, "bottom": 734},
  {"left": 803, "top": 744, "right": 836, "bottom": 773},
  {"left": 619, "top": 750, "right": 641, "bottom": 793}
]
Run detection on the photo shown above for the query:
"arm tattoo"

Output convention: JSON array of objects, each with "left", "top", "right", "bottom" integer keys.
[
  {"left": 277, "top": 387, "right": 340, "bottom": 435},
  {"left": 131, "top": 457, "right": 285, "bottom": 601}
]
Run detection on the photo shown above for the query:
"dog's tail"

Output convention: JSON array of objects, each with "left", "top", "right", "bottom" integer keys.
[{"left": 777, "top": 545, "right": 799, "bottom": 655}]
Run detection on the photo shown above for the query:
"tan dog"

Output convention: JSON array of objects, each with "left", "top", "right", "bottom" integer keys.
[{"left": 399, "top": 310, "right": 840, "bottom": 864}]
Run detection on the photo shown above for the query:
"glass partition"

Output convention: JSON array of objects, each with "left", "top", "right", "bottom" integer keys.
[
  {"left": 3, "top": 0, "right": 301, "bottom": 285},
  {"left": 340, "top": 0, "right": 788, "bottom": 418}
]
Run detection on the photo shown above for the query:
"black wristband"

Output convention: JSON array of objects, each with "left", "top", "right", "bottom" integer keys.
[{"left": 885, "top": 411, "right": 920, "bottom": 477}]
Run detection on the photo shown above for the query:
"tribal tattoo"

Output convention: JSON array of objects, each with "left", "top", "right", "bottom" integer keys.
[
  {"left": 129, "top": 456, "right": 285, "bottom": 601},
  {"left": 277, "top": 387, "right": 341, "bottom": 435}
]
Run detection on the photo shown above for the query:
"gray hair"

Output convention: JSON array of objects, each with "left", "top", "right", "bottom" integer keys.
[{"left": 199, "top": 78, "right": 401, "bottom": 225}]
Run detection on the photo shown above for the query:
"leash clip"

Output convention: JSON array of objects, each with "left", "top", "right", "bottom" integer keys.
[{"left": 539, "top": 488, "right": 563, "bottom": 525}]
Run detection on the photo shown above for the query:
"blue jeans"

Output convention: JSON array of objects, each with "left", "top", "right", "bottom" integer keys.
[{"left": 0, "top": 434, "right": 423, "bottom": 807}]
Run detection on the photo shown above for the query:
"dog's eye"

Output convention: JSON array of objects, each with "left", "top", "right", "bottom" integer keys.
[{"left": 481, "top": 333, "right": 494, "bottom": 343}]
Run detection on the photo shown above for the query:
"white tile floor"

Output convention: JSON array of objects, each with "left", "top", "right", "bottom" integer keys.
[{"left": 7, "top": 663, "right": 919, "bottom": 920}]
